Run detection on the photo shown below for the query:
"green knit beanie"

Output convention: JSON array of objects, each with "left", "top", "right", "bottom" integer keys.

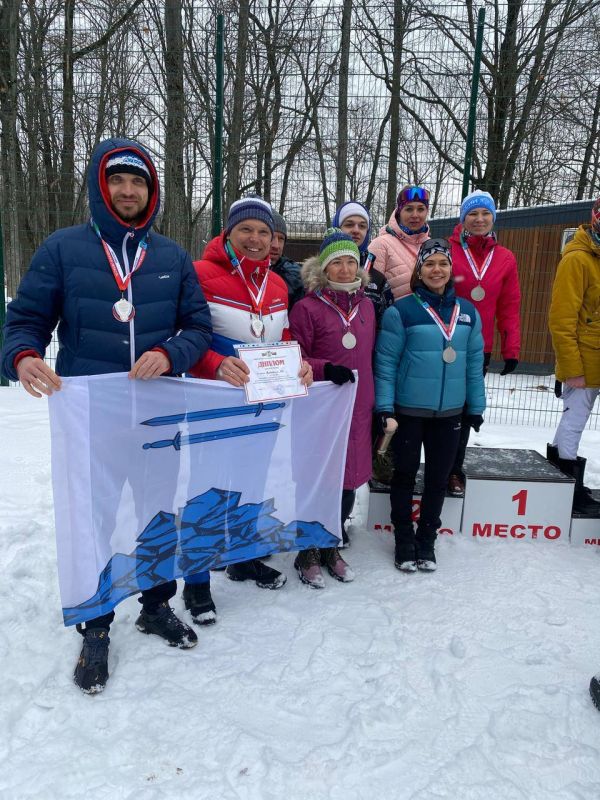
[{"left": 319, "top": 227, "right": 360, "bottom": 272}]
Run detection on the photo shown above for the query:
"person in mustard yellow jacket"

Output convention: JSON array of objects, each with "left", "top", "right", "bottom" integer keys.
[{"left": 548, "top": 198, "right": 600, "bottom": 514}]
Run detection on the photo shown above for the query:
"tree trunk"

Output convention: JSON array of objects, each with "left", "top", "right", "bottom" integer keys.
[
  {"left": 386, "top": 0, "right": 404, "bottom": 218},
  {"left": 225, "top": 0, "right": 250, "bottom": 212},
  {"left": 163, "top": 0, "right": 189, "bottom": 249},
  {"left": 58, "top": 0, "right": 75, "bottom": 229},
  {"left": 576, "top": 84, "right": 600, "bottom": 200},
  {"left": 335, "top": 0, "right": 351, "bottom": 206},
  {"left": 0, "top": 0, "right": 34, "bottom": 292}
]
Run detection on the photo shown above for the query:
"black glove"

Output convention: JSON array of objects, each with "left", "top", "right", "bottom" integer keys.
[
  {"left": 483, "top": 352, "right": 491, "bottom": 377},
  {"left": 375, "top": 412, "right": 394, "bottom": 437},
  {"left": 554, "top": 380, "right": 562, "bottom": 399},
  {"left": 324, "top": 363, "right": 355, "bottom": 385},
  {"left": 467, "top": 414, "right": 484, "bottom": 432},
  {"left": 500, "top": 359, "right": 518, "bottom": 376}
]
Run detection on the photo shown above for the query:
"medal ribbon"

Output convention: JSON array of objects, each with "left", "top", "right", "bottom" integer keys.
[
  {"left": 225, "top": 241, "right": 270, "bottom": 317},
  {"left": 92, "top": 220, "right": 148, "bottom": 291},
  {"left": 316, "top": 291, "right": 360, "bottom": 331},
  {"left": 461, "top": 236, "right": 494, "bottom": 284},
  {"left": 413, "top": 293, "right": 460, "bottom": 343}
]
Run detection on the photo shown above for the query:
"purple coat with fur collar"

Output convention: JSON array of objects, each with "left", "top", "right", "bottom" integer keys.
[{"left": 289, "top": 256, "right": 376, "bottom": 490}]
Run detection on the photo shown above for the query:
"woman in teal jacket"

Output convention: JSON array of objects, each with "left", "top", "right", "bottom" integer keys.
[{"left": 374, "top": 238, "right": 485, "bottom": 571}]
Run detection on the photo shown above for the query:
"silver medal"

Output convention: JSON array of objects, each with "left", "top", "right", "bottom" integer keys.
[
  {"left": 471, "top": 285, "right": 485, "bottom": 301},
  {"left": 250, "top": 316, "right": 264, "bottom": 337},
  {"left": 442, "top": 346, "right": 457, "bottom": 364},
  {"left": 342, "top": 331, "right": 357, "bottom": 350},
  {"left": 113, "top": 298, "right": 134, "bottom": 322}
]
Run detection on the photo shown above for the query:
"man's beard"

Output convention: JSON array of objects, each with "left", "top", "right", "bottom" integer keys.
[{"left": 111, "top": 202, "right": 148, "bottom": 225}]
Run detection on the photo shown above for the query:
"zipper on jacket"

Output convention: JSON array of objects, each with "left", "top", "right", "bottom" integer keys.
[
  {"left": 122, "top": 230, "right": 136, "bottom": 369},
  {"left": 438, "top": 349, "right": 446, "bottom": 410}
]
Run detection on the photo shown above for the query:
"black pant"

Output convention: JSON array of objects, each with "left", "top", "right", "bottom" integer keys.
[
  {"left": 451, "top": 407, "right": 471, "bottom": 479},
  {"left": 83, "top": 580, "right": 177, "bottom": 631},
  {"left": 341, "top": 489, "right": 356, "bottom": 526},
  {"left": 390, "top": 414, "right": 462, "bottom": 533}
]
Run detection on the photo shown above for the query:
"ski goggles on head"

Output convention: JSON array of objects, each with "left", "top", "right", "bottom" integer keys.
[{"left": 396, "top": 186, "right": 430, "bottom": 209}]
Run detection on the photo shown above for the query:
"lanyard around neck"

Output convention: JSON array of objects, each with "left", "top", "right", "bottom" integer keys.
[
  {"left": 92, "top": 220, "right": 148, "bottom": 291},
  {"left": 461, "top": 234, "right": 494, "bottom": 282},
  {"left": 413, "top": 292, "right": 459, "bottom": 343},
  {"left": 225, "top": 240, "right": 270, "bottom": 316},
  {"left": 316, "top": 290, "right": 360, "bottom": 330}
]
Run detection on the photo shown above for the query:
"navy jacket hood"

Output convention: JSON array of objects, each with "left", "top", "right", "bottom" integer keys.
[{"left": 88, "top": 138, "right": 160, "bottom": 245}]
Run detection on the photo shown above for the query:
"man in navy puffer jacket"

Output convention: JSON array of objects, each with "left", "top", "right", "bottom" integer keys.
[{"left": 0, "top": 138, "right": 213, "bottom": 694}]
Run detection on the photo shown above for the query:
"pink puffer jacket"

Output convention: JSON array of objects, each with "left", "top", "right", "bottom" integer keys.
[{"left": 367, "top": 213, "right": 430, "bottom": 299}]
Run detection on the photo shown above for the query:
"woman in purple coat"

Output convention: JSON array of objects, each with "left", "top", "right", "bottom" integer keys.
[{"left": 289, "top": 228, "right": 376, "bottom": 588}]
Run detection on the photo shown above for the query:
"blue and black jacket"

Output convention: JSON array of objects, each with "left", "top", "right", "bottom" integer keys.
[
  {"left": 374, "top": 283, "right": 486, "bottom": 417},
  {"left": 1, "top": 137, "right": 212, "bottom": 380}
]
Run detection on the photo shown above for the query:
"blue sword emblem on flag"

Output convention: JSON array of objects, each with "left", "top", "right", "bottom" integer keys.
[
  {"left": 143, "top": 422, "right": 283, "bottom": 450},
  {"left": 140, "top": 402, "right": 286, "bottom": 427}
]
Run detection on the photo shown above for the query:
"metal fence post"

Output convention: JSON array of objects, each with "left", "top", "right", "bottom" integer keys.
[
  {"left": 462, "top": 7, "right": 486, "bottom": 200},
  {"left": 211, "top": 13, "right": 224, "bottom": 237},
  {"left": 0, "top": 213, "right": 7, "bottom": 386}
]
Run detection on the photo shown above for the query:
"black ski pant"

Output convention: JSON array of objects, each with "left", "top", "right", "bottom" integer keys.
[
  {"left": 82, "top": 580, "right": 177, "bottom": 631},
  {"left": 341, "top": 489, "right": 356, "bottom": 526},
  {"left": 390, "top": 413, "right": 462, "bottom": 533}
]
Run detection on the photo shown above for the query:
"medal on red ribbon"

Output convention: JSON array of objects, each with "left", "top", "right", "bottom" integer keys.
[
  {"left": 225, "top": 241, "right": 270, "bottom": 339},
  {"left": 413, "top": 293, "right": 460, "bottom": 363},
  {"left": 316, "top": 291, "right": 360, "bottom": 350},
  {"left": 92, "top": 220, "right": 148, "bottom": 323},
  {"left": 461, "top": 236, "right": 493, "bottom": 302}
]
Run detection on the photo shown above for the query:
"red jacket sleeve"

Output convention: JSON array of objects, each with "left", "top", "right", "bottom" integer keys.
[{"left": 495, "top": 250, "right": 521, "bottom": 360}]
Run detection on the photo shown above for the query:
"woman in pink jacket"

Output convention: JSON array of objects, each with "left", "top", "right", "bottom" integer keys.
[
  {"left": 368, "top": 185, "right": 431, "bottom": 299},
  {"left": 447, "top": 189, "right": 521, "bottom": 494}
]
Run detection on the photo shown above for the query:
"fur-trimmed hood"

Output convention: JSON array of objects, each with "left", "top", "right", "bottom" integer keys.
[{"left": 301, "top": 255, "right": 370, "bottom": 292}]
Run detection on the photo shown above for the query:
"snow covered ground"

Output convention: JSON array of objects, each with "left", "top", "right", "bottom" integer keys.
[{"left": 2, "top": 388, "right": 600, "bottom": 799}]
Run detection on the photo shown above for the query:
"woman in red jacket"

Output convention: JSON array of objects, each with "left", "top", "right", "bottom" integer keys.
[{"left": 447, "top": 190, "right": 521, "bottom": 494}]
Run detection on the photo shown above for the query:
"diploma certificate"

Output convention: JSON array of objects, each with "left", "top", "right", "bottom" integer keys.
[{"left": 235, "top": 341, "right": 308, "bottom": 403}]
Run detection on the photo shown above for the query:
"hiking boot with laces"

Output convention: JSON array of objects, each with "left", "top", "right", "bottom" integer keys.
[
  {"left": 183, "top": 582, "right": 217, "bottom": 626},
  {"left": 135, "top": 602, "right": 198, "bottom": 648},
  {"left": 226, "top": 558, "right": 287, "bottom": 589},
  {"left": 321, "top": 547, "right": 355, "bottom": 583},
  {"left": 294, "top": 547, "right": 325, "bottom": 589},
  {"left": 73, "top": 626, "right": 110, "bottom": 695}
]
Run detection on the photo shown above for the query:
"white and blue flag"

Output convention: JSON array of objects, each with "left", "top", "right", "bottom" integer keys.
[{"left": 49, "top": 374, "right": 356, "bottom": 626}]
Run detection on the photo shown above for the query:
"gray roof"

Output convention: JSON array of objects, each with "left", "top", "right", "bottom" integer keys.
[{"left": 429, "top": 198, "right": 595, "bottom": 236}]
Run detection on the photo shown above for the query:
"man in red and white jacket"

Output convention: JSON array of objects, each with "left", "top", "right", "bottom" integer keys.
[{"left": 182, "top": 195, "right": 312, "bottom": 622}]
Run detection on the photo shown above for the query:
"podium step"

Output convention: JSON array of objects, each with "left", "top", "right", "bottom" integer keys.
[
  {"left": 462, "top": 448, "right": 573, "bottom": 544},
  {"left": 367, "top": 447, "right": 578, "bottom": 545},
  {"left": 464, "top": 447, "right": 573, "bottom": 483}
]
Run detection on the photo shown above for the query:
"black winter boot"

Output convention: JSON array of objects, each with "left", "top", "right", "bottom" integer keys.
[
  {"left": 415, "top": 526, "right": 437, "bottom": 571},
  {"left": 590, "top": 673, "right": 600, "bottom": 711},
  {"left": 557, "top": 457, "right": 600, "bottom": 515},
  {"left": 226, "top": 558, "right": 287, "bottom": 589},
  {"left": 394, "top": 524, "right": 417, "bottom": 572},
  {"left": 135, "top": 602, "right": 198, "bottom": 648},
  {"left": 183, "top": 582, "right": 217, "bottom": 626},
  {"left": 546, "top": 443, "right": 560, "bottom": 467},
  {"left": 74, "top": 626, "right": 110, "bottom": 694}
]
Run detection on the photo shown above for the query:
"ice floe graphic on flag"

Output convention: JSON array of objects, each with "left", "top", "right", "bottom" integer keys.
[{"left": 49, "top": 374, "right": 356, "bottom": 626}]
